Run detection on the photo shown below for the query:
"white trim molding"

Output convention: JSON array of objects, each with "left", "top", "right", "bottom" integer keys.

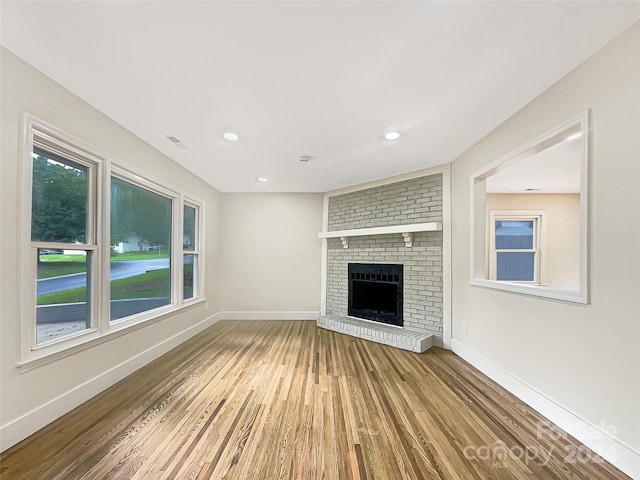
[
  {"left": 451, "top": 340, "right": 639, "bottom": 479},
  {"left": 441, "top": 164, "right": 452, "bottom": 349},
  {"left": 320, "top": 194, "right": 330, "bottom": 316},
  {"left": 0, "top": 312, "right": 223, "bottom": 452}
]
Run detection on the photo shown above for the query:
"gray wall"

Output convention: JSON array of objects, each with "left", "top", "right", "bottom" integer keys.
[{"left": 328, "top": 174, "right": 442, "bottom": 230}]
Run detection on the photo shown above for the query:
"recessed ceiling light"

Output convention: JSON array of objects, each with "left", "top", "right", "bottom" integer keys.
[
  {"left": 566, "top": 132, "right": 582, "bottom": 141},
  {"left": 384, "top": 131, "right": 400, "bottom": 141},
  {"left": 256, "top": 177, "right": 268, "bottom": 183},
  {"left": 223, "top": 132, "right": 239, "bottom": 142},
  {"left": 299, "top": 155, "right": 312, "bottom": 163}
]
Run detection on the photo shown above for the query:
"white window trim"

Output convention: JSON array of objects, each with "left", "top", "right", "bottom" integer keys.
[
  {"left": 108, "top": 165, "right": 181, "bottom": 329},
  {"left": 182, "top": 199, "right": 204, "bottom": 304},
  {"left": 488, "top": 210, "right": 547, "bottom": 285},
  {"left": 19, "top": 114, "right": 207, "bottom": 368},
  {"left": 20, "top": 116, "right": 105, "bottom": 357}
]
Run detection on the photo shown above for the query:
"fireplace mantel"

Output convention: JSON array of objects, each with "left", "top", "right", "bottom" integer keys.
[{"left": 318, "top": 222, "right": 442, "bottom": 248}]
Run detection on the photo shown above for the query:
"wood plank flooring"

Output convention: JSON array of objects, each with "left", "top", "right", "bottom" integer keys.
[{"left": 0, "top": 320, "right": 630, "bottom": 479}]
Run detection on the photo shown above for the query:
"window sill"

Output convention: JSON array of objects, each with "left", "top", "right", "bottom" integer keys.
[
  {"left": 471, "top": 279, "right": 588, "bottom": 304},
  {"left": 17, "top": 298, "right": 207, "bottom": 373}
]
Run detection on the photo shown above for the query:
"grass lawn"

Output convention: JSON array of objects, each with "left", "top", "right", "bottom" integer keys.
[
  {"left": 38, "top": 255, "right": 86, "bottom": 279},
  {"left": 39, "top": 253, "right": 87, "bottom": 264},
  {"left": 40, "top": 251, "right": 169, "bottom": 263},
  {"left": 37, "top": 268, "right": 170, "bottom": 305},
  {"left": 111, "top": 251, "right": 170, "bottom": 261},
  {"left": 37, "top": 251, "right": 169, "bottom": 279}
]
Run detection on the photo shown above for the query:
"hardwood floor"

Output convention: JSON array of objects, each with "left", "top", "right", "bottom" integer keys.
[{"left": 1, "top": 320, "right": 630, "bottom": 479}]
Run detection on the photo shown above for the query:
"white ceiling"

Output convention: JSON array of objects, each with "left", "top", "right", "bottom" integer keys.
[
  {"left": 1, "top": 2, "right": 638, "bottom": 193},
  {"left": 486, "top": 138, "right": 581, "bottom": 194}
]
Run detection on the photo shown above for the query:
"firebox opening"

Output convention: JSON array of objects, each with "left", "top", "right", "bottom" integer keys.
[{"left": 348, "top": 263, "right": 403, "bottom": 327}]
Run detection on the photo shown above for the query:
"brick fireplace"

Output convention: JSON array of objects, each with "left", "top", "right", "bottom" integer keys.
[{"left": 318, "top": 174, "right": 444, "bottom": 352}]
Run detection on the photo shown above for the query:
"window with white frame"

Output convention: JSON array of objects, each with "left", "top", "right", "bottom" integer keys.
[
  {"left": 31, "top": 142, "right": 99, "bottom": 344},
  {"left": 22, "top": 115, "right": 205, "bottom": 363},
  {"left": 182, "top": 203, "right": 200, "bottom": 300},
  {"left": 489, "top": 211, "right": 545, "bottom": 284},
  {"left": 110, "top": 176, "right": 174, "bottom": 321}
]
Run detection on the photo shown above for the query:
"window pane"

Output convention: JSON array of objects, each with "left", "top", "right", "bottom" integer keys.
[
  {"left": 183, "top": 254, "right": 196, "bottom": 300},
  {"left": 31, "top": 148, "right": 87, "bottom": 243},
  {"left": 110, "top": 178, "right": 171, "bottom": 321},
  {"left": 184, "top": 205, "right": 196, "bottom": 250},
  {"left": 495, "top": 220, "right": 533, "bottom": 249},
  {"left": 36, "top": 249, "right": 91, "bottom": 343},
  {"left": 497, "top": 252, "right": 535, "bottom": 281}
]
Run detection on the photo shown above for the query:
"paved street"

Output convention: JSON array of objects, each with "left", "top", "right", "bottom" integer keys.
[{"left": 37, "top": 259, "right": 170, "bottom": 295}]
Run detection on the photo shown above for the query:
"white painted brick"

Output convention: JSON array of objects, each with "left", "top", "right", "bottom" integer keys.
[{"left": 325, "top": 175, "right": 443, "bottom": 336}]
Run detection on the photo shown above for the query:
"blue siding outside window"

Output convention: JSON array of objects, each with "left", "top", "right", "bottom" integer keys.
[
  {"left": 495, "top": 220, "right": 535, "bottom": 281},
  {"left": 497, "top": 252, "right": 535, "bottom": 281}
]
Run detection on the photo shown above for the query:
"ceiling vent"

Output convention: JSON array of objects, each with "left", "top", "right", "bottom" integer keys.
[{"left": 165, "top": 135, "right": 187, "bottom": 149}]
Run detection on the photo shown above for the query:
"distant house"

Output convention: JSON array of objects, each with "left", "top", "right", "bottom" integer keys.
[{"left": 112, "top": 233, "right": 150, "bottom": 254}]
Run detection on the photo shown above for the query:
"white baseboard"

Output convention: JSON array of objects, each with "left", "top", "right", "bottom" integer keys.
[
  {"left": 451, "top": 339, "right": 640, "bottom": 479},
  {"left": 0, "top": 312, "right": 223, "bottom": 452},
  {"left": 219, "top": 311, "right": 320, "bottom": 321}
]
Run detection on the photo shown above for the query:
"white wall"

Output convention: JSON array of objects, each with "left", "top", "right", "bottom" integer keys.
[
  {"left": 451, "top": 22, "right": 639, "bottom": 473},
  {"left": 219, "top": 193, "right": 323, "bottom": 316},
  {"left": 486, "top": 193, "right": 580, "bottom": 290},
  {"left": 0, "top": 48, "right": 223, "bottom": 449}
]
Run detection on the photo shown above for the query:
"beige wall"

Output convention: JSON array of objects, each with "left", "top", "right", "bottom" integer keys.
[
  {"left": 219, "top": 193, "right": 323, "bottom": 313},
  {"left": 0, "top": 49, "right": 222, "bottom": 442},
  {"left": 486, "top": 193, "right": 580, "bottom": 290},
  {"left": 451, "top": 22, "right": 639, "bottom": 455}
]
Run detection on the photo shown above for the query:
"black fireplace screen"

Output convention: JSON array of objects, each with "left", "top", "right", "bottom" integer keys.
[{"left": 348, "top": 263, "right": 403, "bottom": 327}]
